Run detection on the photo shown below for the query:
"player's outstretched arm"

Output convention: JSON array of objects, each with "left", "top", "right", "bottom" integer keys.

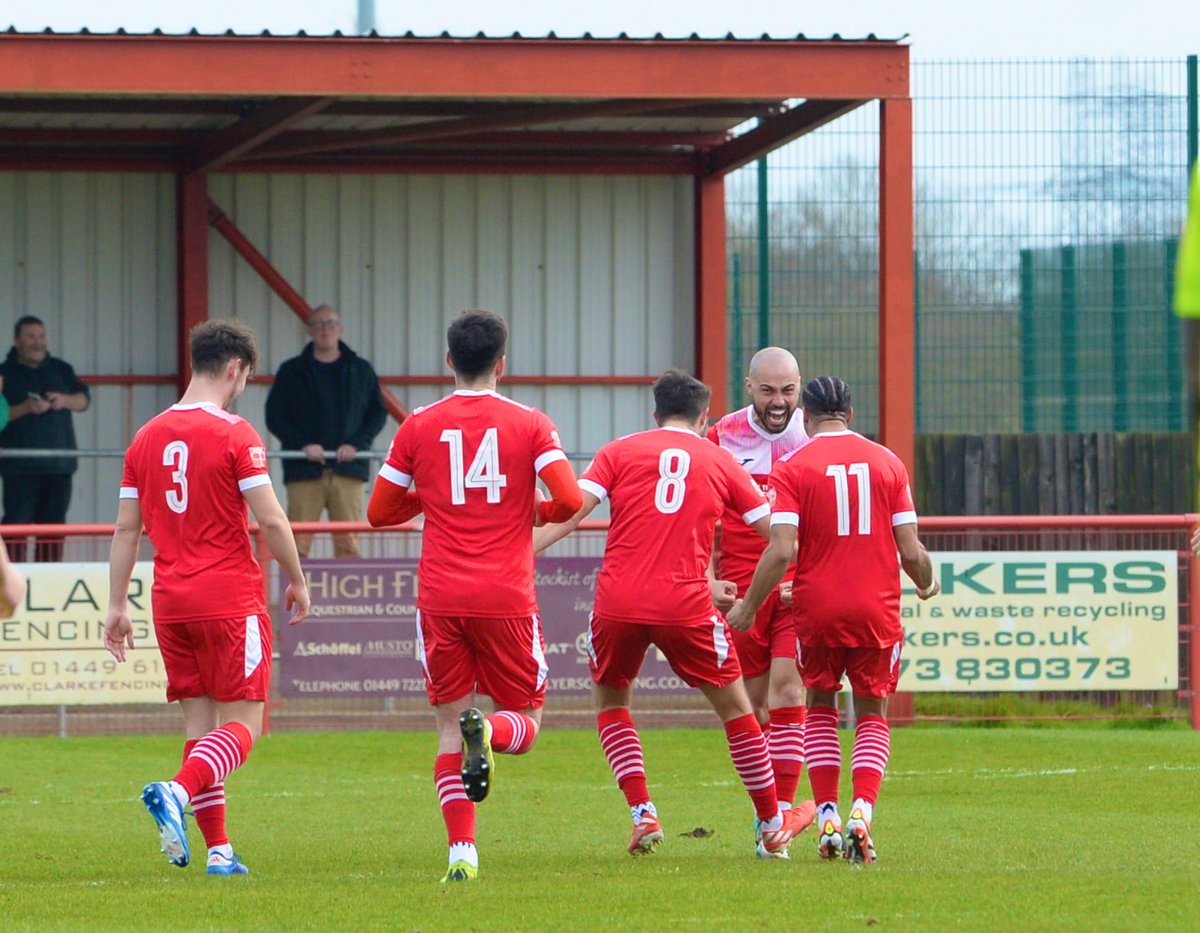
[
  {"left": 895, "top": 522, "right": 940, "bottom": 599},
  {"left": 728, "top": 523, "right": 795, "bottom": 631},
  {"left": 244, "top": 484, "right": 312, "bottom": 624},
  {"left": 0, "top": 540, "right": 25, "bottom": 619},
  {"left": 103, "top": 498, "right": 143, "bottom": 662},
  {"left": 367, "top": 480, "right": 423, "bottom": 527},
  {"left": 533, "top": 491, "right": 599, "bottom": 555}
]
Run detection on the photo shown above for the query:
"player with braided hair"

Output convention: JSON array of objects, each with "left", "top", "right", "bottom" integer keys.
[{"left": 728, "top": 376, "right": 939, "bottom": 865}]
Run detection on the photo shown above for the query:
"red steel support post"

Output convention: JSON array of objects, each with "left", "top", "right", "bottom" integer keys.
[
  {"left": 1189, "top": 516, "right": 1200, "bottom": 730},
  {"left": 695, "top": 173, "right": 728, "bottom": 415},
  {"left": 176, "top": 173, "right": 209, "bottom": 393},
  {"left": 879, "top": 97, "right": 915, "bottom": 726},
  {"left": 878, "top": 97, "right": 915, "bottom": 472}
]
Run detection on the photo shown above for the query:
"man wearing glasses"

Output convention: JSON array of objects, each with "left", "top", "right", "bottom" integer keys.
[{"left": 266, "top": 305, "right": 388, "bottom": 557}]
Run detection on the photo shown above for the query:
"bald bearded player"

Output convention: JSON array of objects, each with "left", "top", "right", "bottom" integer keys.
[{"left": 707, "top": 347, "right": 813, "bottom": 859}]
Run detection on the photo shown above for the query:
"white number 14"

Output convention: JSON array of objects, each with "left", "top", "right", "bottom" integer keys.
[
  {"left": 826, "top": 462, "right": 871, "bottom": 536},
  {"left": 441, "top": 428, "right": 508, "bottom": 505}
]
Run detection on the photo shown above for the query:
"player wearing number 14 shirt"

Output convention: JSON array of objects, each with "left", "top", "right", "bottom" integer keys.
[
  {"left": 533, "top": 370, "right": 814, "bottom": 859},
  {"left": 367, "top": 310, "right": 582, "bottom": 884},
  {"left": 103, "top": 320, "right": 311, "bottom": 876},
  {"left": 728, "top": 376, "right": 939, "bottom": 867}
]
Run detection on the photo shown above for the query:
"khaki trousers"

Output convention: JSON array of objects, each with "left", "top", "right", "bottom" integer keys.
[{"left": 286, "top": 472, "right": 365, "bottom": 557}]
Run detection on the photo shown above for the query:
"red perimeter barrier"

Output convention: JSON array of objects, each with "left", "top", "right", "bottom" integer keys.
[{"left": 1, "top": 515, "right": 1197, "bottom": 734}]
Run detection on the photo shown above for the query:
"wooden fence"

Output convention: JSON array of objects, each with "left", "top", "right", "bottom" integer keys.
[{"left": 913, "top": 433, "right": 1194, "bottom": 516}]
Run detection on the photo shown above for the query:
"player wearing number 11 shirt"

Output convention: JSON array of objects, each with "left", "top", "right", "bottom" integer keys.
[
  {"left": 533, "top": 370, "right": 814, "bottom": 859},
  {"left": 103, "top": 320, "right": 311, "bottom": 876},
  {"left": 367, "top": 310, "right": 582, "bottom": 884},
  {"left": 727, "top": 376, "right": 939, "bottom": 867}
]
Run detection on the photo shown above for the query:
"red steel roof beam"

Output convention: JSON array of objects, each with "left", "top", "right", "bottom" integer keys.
[
  {"left": 259, "top": 129, "right": 730, "bottom": 153},
  {"left": 228, "top": 151, "right": 701, "bottom": 175},
  {"left": 189, "top": 95, "right": 336, "bottom": 173},
  {"left": 207, "top": 199, "right": 410, "bottom": 424},
  {"left": 250, "top": 99, "right": 691, "bottom": 161},
  {"left": 703, "top": 99, "right": 863, "bottom": 176},
  {"left": 0, "top": 36, "right": 910, "bottom": 102}
]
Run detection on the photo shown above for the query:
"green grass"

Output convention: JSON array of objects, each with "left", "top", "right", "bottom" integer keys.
[{"left": 1, "top": 727, "right": 1198, "bottom": 931}]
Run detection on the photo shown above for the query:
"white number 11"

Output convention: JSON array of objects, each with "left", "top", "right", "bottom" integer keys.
[{"left": 826, "top": 462, "right": 871, "bottom": 536}]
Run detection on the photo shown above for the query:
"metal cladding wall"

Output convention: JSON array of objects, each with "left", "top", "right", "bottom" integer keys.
[
  {"left": 0, "top": 172, "right": 178, "bottom": 525},
  {"left": 0, "top": 171, "right": 695, "bottom": 522},
  {"left": 208, "top": 173, "right": 696, "bottom": 469}
]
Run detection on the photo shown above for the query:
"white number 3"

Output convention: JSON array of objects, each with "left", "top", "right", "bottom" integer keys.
[{"left": 163, "top": 440, "right": 189, "bottom": 514}]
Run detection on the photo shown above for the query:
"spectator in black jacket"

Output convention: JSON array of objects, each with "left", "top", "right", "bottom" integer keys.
[
  {"left": 0, "top": 316, "right": 90, "bottom": 562},
  {"left": 265, "top": 305, "right": 388, "bottom": 557}
]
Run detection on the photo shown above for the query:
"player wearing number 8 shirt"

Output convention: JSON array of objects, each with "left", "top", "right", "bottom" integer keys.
[
  {"left": 533, "top": 369, "right": 814, "bottom": 859},
  {"left": 103, "top": 320, "right": 311, "bottom": 876},
  {"left": 727, "top": 376, "right": 939, "bottom": 866},
  {"left": 367, "top": 310, "right": 582, "bottom": 884}
]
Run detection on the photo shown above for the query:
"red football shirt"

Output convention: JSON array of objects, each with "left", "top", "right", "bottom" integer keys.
[
  {"left": 119, "top": 402, "right": 272, "bottom": 623},
  {"left": 706, "top": 405, "right": 808, "bottom": 589},
  {"left": 581, "top": 426, "right": 770, "bottom": 624},
  {"left": 378, "top": 389, "right": 567, "bottom": 617},
  {"left": 768, "top": 430, "right": 917, "bottom": 647}
]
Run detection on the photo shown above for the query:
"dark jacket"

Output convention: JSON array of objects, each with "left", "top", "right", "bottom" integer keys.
[
  {"left": 265, "top": 341, "right": 388, "bottom": 484},
  {"left": 0, "top": 349, "right": 89, "bottom": 476}
]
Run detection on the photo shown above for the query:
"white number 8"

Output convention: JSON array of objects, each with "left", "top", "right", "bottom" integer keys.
[
  {"left": 163, "top": 440, "right": 189, "bottom": 514},
  {"left": 654, "top": 448, "right": 690, "bottom": 514}
]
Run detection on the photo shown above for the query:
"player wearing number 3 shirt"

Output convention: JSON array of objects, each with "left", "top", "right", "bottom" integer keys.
[
  {"left": 728, "top": 376, "right": 939, "bottom": 867},
  {"left": 367, "top": 310, "right": 582, "bottom": 884},
  {"left": 103, "top": 320, "right": 311, "bottom": 876},
  {"left": 534, "top": 370, "right": 814, "bottom": 859}
]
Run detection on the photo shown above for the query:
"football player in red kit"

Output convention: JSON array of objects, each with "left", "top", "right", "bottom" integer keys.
[
  {"left": 707, "top": 347, "right": 811, "bottom": 857},
  {"left": 368, "top": 310, "right": 581, "bottom": 882},
  {"left": 104, "top": 319, "right": 311, "bottom": 875},
  {"left": 728, "top": 376, "right": 939, "bottom": 865},
  {"left": 535, "top": 370, "right": 814, "bottom": 858}
]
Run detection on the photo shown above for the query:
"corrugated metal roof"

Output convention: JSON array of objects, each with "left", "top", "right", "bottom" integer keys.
[{"left": 1, "top": 25, "right": 905, "bottom": 42}]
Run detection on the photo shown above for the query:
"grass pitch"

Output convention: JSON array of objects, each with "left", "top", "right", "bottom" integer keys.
[{"left": 0, "top": 726, "right": 1197, "bottom": 931}]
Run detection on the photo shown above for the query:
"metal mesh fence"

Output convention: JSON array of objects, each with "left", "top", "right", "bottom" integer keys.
[
  {"left": 726, "top": 58, "right": 1195, "bottom": 433},
  {"left": 0, "top": 519, "right": 1192, "bottom": 735}
]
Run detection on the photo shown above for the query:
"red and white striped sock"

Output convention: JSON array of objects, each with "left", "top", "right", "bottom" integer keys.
[
  {"left": 768, "top": 705, "right": 806, "bottom": 806},
  {"left": 487, "top": 710, "right": 539, "bottom": 755},
  {"left": 597, "top": 708, "right": 650, "bottom": 808},
  {"left": 724, "top": 712, "right": 779, "bottom": 821},
  {"left": 804, "top": 706, "right": 842, "bottom": 808},
  {"left": 183, "top": 739, "right": 228, "bottom": 848},
  {"left": 434, "top": 752, "right": 475, "bottom": 846},
  {"left": 173, "top": 723, "right": 252, "bottom": 800},
  {"left": 851, "top": 714, "right": 891, "bottom": 806}
]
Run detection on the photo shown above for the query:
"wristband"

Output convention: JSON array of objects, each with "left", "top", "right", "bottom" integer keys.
[{"left": 917, "top": 581, "right": 937, "bottom": 598}]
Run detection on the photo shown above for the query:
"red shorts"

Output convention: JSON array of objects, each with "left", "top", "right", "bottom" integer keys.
[
  {"left": 586, "top": 613, "right": 743, "bottom": 690},
  {"left": 417, "top": 612, "right": 548, "bottom": 710},
  {"left": 729, "top": 589, "right": 797, "bottom": 680},
  {"left": 797, "top": 641, "right": 903, "bottom": 699},
  {"left": 155, "top": 614, "right": 273, "bottom": 703}
]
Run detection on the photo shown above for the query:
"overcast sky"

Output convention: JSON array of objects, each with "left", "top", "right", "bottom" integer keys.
[{"left": 0, "top": 0, "right": 1195, "bottom": 59}]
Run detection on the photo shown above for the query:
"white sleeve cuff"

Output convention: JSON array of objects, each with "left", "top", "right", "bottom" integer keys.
[
  {"left": 534, "top": 449, "right": 568, "bottom": 473},
  {"left": 770, "top": 511, "right": 800, "bottom": 527},
  {"left": 378, "top": 463, "right": 412, "bottom": 488},
  {"left": 742, "top": 503, "right": 770, "bottom": 524},
  {"left": 118, "top": 486, "right": 139, "bottom": 500},
  {"left": 579, "top": 478, "right": 608, "bottom": 502},
  {"left": 238, "top": 474, "right": 272, "bottom": 493},
  {"left": 892, "top": 510, "right": 917, "bottom": 526}
]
